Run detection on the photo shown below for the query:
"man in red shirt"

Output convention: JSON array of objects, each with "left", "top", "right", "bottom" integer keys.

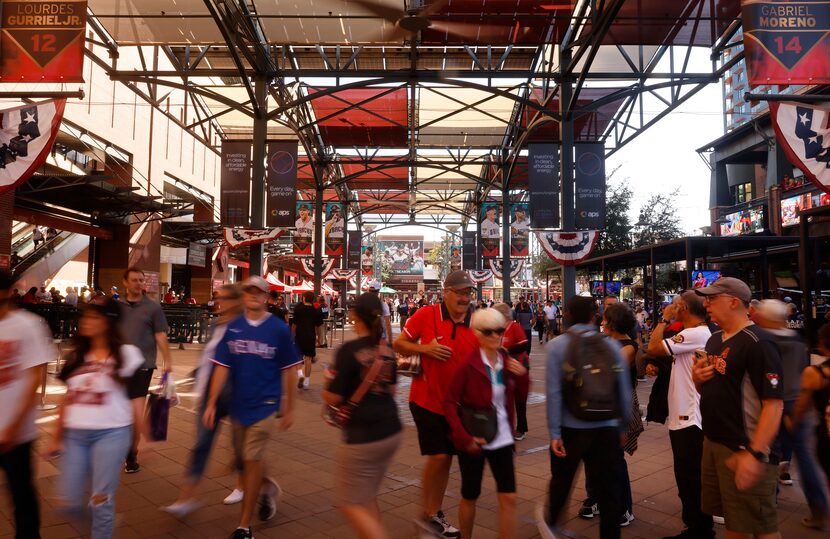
[{"left": 394, "top": 270, "right": 478, "bottom": 538}]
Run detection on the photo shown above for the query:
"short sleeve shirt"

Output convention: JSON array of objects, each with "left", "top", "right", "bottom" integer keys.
[
  {"left": 213, "top": 314, "right": 301, "bottom": 425},
  {"left": 662, "top": 325, "right": 711, "bottom": 431},
  {"left": 120, "top": 296, "right": 169, "bottom": 369},
  {"left": 699, "top": 325, "right": 784, "bottom": 451},
  {"left": 404, "top": 303, "right": 478, "bottom": 415}
]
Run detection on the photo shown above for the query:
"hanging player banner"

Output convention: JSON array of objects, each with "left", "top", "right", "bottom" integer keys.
[
  {"left": 575, "top": 143, "right": 606, "bottom": 229},
  {"left": 347, "top": 230, "right": 361, "bottom": 268},
  {"left": 468, "top": 270, "right": 493, "bottom": 283},
  {"left": 770, "top": 101, "right": 830, "bottom": 193},
  {"left": 223, "top": 228, "right": 285, "bottom": 249},
  {"left": 361, "top": 245, "right": 375, "bottom": 277},
  {"left": 535, "top": 230, "right": 600, "bottom": 266},
  {"left": 265, "top": 141, "right": 297, "bottom": 228},
  {"left": 0, "top": 0, "right": 87, "bottom": 83},
  {"left": 220, "top": 141, "right": 250, "bottom": 227},
  {"left": 510, "top": 203, "right": 530, "bottom": 257},
  {"left": 480, "top": 203, "right": 500, "bottom": 257},
  {"left": 293, "top": 200, "right": 314, "bottom": 256},
  {"left": 300, "top": 258, "right": 337, "bottom": 278},
  {"left": 0, "top": 99, "right": 65, "bottom": 194},
  {"left": 741, "top": 0, "right": 830, "bottom": 85},
  {"left": 324, "top": 202, "right": 345, "bottom": 257},
  {"left": 462, "top": 230, "right": 477, "bottom": 270},
  {"left": 528, "top": 143, "right": 560, "bottom": 228},
  {"left": 330, "top": 268, "right": 357, "bottom": 280},
  {"left": 488, "top": 259, "right": 525, "bottom": 280},
  {"left": 449, "top": 245, "right": 462, "bottom": 271}
]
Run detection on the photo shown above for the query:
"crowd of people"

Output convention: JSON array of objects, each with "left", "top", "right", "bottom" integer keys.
[{"left": 2, "top": 268, "right": 829, "bottom": 539}]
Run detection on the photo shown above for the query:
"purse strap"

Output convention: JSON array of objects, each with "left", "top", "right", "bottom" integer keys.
[{"left": 347, "top": 340, "right": 387, "bottom": 406}]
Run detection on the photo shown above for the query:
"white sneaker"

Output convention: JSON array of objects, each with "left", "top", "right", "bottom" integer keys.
[
  {"left": 713, "top": 515, "right": 725, "bottom": 525},
  {"left": 303, "top": 377, "right": 310, "bottom": 389},
  {"left": 223, "top": 488, "right": 244, "bottom": 505},
  {"left": 160, "top": 499, "right": 201, "bottom": 516}
]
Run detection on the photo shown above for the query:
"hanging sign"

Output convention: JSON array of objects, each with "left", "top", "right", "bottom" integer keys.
[
  {"left": 528, "top": 143, "right": 560, "bottom": 228},
  {"left": 347, "top": 230, "right": 361, "bottom": 268},
  {"left": 575, "top": 143, "right": 606, "bottom": 229},
  {"left": 0, "top": 99, "right": 65, "bottom": 194},
  {"left": 265, "top": 141, "right": 297, "bottom": 227},
  {"left": 535, "top": 231, "right": 599, "bottom": 266},
  {"left": 361, "top": 245, "right": 375, "bottom": 277},
  {"left": 293, "top": 200, "right": 314, "bottom": 256},
  {"left": 187, "top": 243, "right": 207, "bottom": 267},
  {"left": 331, "top": 268, "right": 357, "bottom": 280},
  {"left": 324, "top": 202, "right": 345, "bottom": 257},
  {"left": 462, "top": 230, "right": 477, "bottom": 270},
  {"left": 0, "top": 0, "right": 87, "bottom": 83},
  {"left": 220, "top": 141, "right": 250, "bottom": 227},
  {"left": 480, "top": 203, "right": 500, "bottom": 257},
  {"left": 510, "top": 203, "right": 530, "bottom": 257},
  {"left": 741, "top": 0, "right": 830, "bottom": 85}
]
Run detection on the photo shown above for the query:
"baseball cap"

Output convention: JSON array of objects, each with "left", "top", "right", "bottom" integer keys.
[
  {"left": 693, "top": 276, "right": 752, "bottom": 304},
  {"left": 756, "top": 299, "right": 789, "bottom": 322},
  {"left": 443, "top": 270, "right": 475, "bottom": 290},
  {"left": 242, "top": 275, "right": 269, "bottom": 293},
  {"left": 368, "top": 279, "right": 382, "bottom": 290}
]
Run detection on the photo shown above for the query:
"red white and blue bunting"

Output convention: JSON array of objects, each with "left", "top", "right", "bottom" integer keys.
[
  {"left": 468, "top": 270, "right": 493, "bottom": 283},
  {"left": 488, "top": 259, "right": 525, "bottom": 280},
  {"left": 329, "top": 269, "right": 357, "bottom": 280},
  {"left": 535, "top": 231, "right": 599, "bottom": 266},
  {"left": 224, "top": 228, "right": 285, "bottom": 249},
  {"left": 0, "top": 99, "right": 66, "bottom": 195},
  {"left": 770, "top": 101, "right": 830, "bottom": 193},
  {"left": 300, "top": 258, "right": 337, "bottom": 278}
]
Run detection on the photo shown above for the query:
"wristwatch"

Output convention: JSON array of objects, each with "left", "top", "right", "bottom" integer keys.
[{"left": 740, "top": 445, "right": 770, "bottom": 463}]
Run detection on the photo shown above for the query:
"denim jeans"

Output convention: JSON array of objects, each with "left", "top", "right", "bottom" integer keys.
[
  {"left": 778, "top": 400, "right": 829, "bottom": 518},
  {"left": 187, "top": 378, "right": 241, "bottom": 480},
  {"left": 0, "top": 441, "right": 41, "bottom": 539},
  {"left": 59, "top": 426, "right": 132, "bottom": 539}
]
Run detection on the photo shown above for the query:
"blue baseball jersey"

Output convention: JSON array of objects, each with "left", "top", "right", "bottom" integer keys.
[{"left": 213, "top": 313, "right": 301, "bottom": 426}]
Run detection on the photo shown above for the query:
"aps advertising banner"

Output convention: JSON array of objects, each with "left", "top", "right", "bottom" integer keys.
[
  {"left": 220, "top": 141, "right": 251, "bottom": 227},
  {"left": 324, "top": 202, "right": 345, "bottom": 257},
  {"left": 510, "top": 203, "right": 530, "bottom": 257},
  {"left": 741, "top": 0, "right": 830, "bottom": 84},
  {"left": 347, "top": 231, "right": 362, "bottom": 268},
  {"left": 265, "top": 142, "right": 297, "bottom": 228},
  {"left": 575, "top": 143, "right": 606, "bottom": 230},
  {"left": 293, "top": 201, "right": 314, "bottom": 256},
  {"left": 528, "top": 143, "right": 560, "bottom": 229}
]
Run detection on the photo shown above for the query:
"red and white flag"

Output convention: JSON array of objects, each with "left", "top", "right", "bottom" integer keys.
[
  {"left": 0, "top": 99, "right": 66, "bottom": 194},
  {"left": 770, "top": 102, "right": 830, "bottom": 193},
  {"left": 300, "top": 258, "right": 337, "bottom": 278},
  {"left": 535, "top": 231, "right": 599, "bottom": 266},
  {"left": 224, "top": 227, "right": 285, "bottom": 248}
]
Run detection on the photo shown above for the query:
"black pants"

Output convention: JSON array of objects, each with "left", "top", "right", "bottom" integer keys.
[
  {"left": 669, "top": 426, "right": 713, "bottom": 535},
  {"left": 548, "top": 427, "right": 622, "bottom": 539},
  {"left": 515, "top": 401, "right": 528, "bottom": 434},
  {"left": 0, "top": 441, "right": 41, "bottom": 539},
  {"left": 523, "top": 328, "right": 532, "bottom": 355}
]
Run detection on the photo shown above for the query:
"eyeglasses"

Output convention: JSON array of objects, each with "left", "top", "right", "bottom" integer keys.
[
  {"left": 703, "top": 294, "right": 733, "bottom": 303},
  {"left": 480, "top": 327, "right": 506, "bottom": 336},
  {"left": 450, "top": 288, "right": 474, "bottom": 297}
]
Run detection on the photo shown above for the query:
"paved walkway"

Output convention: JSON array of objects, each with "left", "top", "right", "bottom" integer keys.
[{"left": 1, "top": 324, "right": 826, "bottom": 538}]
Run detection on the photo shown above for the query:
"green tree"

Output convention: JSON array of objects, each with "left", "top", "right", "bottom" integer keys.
[
  {"left": 635, "top": 189, "right": 684, "bottom": 247},
  {"left": 427, "top": 236, "right": 451, "bottom": 281},
  {"left": 595, "top": 180, "right": 634, "bottom": 256}
]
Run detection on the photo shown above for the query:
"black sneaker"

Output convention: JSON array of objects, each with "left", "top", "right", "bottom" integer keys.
[
  {"left": 229, "top": 528, "right": 252, "bottom": 539},
  {"left": 426, "top": 510, "right": 461, "bottom": 538},
  {"left": 578, "top": 499, "right": 598, "bottom": 519},
  {"left": 779, "top": 471, "right": 793, "bottom": 485},
  {"left": 124, "top": 453, "right": 140, "bottom": 474}
]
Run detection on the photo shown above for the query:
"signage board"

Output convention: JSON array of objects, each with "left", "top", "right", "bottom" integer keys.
[
  {"left": 220, "top": 141, "right": 250, "bottom": 227},
  {"left": 528, "top": 143, "right": 560, "bottom": 229},
  {"left": 265, "top": 141, "right": 297, "bottom": 227},
  {"left": 575, "top": 143, "right": 606, "bottom": 229}
]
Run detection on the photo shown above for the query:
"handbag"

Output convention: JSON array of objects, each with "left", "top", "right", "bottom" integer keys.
[
  {"left": 396, "top": 354, "right": 421, "bottom": 377},
  {"left": 323, "top": 346, "right": 386, "bottom": 429},
  {"left": 146, "top": 372, "right": 176, "bottom": 441},
  {"left": 458, "top": 405, "right": 498, "bottom": 443}
]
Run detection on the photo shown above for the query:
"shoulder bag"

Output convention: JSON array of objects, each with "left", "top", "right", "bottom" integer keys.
[{"left": 323, "top": 345, "right": 386, "bottom": 429}]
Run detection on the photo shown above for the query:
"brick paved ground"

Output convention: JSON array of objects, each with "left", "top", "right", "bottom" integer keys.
[{"left": 1, "top": 324, "right": 827, "bottom": 538}]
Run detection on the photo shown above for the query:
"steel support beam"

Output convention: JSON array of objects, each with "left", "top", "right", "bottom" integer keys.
[
  {"left": 560, "top": 47, "right": 576, "bottom": 301},
  {"left": 249, "top": 77, "right": 268, "bottom": 276}
]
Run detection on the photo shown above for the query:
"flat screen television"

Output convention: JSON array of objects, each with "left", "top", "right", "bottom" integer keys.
[
  {"left": 719, "top": 207, "right": 765, "bottom": 236},
  {"left": 690, "top": 270, "right": 721, "bottom": 289},
  {"left": 590, "top": 280, "right": 622, "bottom": 296}
]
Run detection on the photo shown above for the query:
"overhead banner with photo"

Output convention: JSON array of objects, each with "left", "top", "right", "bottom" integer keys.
[
  {"left": 480, "top": 203, "right": 500, "bottom": 257},
  {"left": 510, "top": 203, "right": 530, "bottom": 257},
  {"left": 449, "top": 244, "right": 462, "bottom": 271},
  {"left": 361, "top": 245, "right": 375, "bottom": 277},
  {"left": 220, "top": 141, "right": 250, "bottom": 227},
  {"left": 265, "top": 141, "right": 297, "bottom": 228},
  {"left": 347, "top": 231, "right": 361, "bottom": 268},
  {"left": 293, "top": 200, "right": 314, "bottom": 256},
  {"left": 528, "top": 143, "right": 560, "bottom": 229},
  {"left": 770, "top": 101, "right": 830, "bottom": 193},
  {"left": 324, "top": 202, "right": 345, "bottom": 257},
  {"left": 0, "top": 0, "right": 87, "bottom": 82},
  {"left": 378, "top": 240, "right": 424, "bottom": 276},
  {"left": 0, "top": 99, "right": 65, "bottom": 195},
  {"left": 575, "top": 143, "right": 606, "bottom": 229},
  {"left": 462, "top": 230, "right": 477, "bottom": 270},
  {"left": 741, "top": 0, "right": 830, "bottom": 85}
]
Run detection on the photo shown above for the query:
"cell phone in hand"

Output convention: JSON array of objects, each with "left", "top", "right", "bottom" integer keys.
[{"left": 694, "top": 349, "right": 709, "bottom": 366}]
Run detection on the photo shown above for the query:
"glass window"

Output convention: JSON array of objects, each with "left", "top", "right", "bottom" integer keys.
[{"left": 733, "top": 182, "right": 753, "bottom": 204}]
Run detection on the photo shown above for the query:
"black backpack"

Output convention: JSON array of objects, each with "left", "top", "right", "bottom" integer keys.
[{"left": 562, "top": 329, "right": 623, "bottom": 421}]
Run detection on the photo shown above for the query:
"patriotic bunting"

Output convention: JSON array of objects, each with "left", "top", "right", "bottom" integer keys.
[
  {"left": 770, "top": 102, "right": 830, "bottom": 193},
  {"left": 300, "top": 258, "right": 337, "bottom": 278},
  {"left": 488, "top": 259, "right": 525, "bottom": 280},
  {"left": 224, "top": 228, "right": 286, "bottom": 249},
  {"left": 330, "top": 269, "right": 357, "bottom": 280},
  {"left": 535, "top": 231, "right": 599, "bottom": 266},
  {"left": 468, "top": 270, "right": 493, "bottom": 283},
  {"left": 0, "top": 99, "right": 66, "bottom": 194}
]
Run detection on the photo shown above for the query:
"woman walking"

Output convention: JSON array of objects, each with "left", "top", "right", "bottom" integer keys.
[
  {"left": 322, "top": 292, "right": 402, "bottom": 539},
  {"left": 50, "top": 299, "right": 144, "bottom": 538},
  {"left": 534, "top": 304, "right": 547, "bottom": 344},
  {"left": 444, "top": 308, "right": 528, "bottom": 539}
]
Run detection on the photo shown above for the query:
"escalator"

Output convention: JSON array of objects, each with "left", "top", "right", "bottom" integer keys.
[{"left": 13, "top": 231, "right": 88, "bottom": 291}]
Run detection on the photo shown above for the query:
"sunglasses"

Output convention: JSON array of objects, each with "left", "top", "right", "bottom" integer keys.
[{"left": 480, "top": 327, "right": 506, "bottom": 336}]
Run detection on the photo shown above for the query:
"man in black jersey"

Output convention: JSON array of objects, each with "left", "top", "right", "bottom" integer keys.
[{"left": 693, "top": 278, "right": 783, "bottom": 539}]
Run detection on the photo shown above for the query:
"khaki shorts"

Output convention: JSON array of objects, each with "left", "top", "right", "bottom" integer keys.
[
  {"left": 701, "top": 437, "right": 779, "bottom": 535},
  {"left": 233, "top": 415, "right": 278, "bottom": 461}
]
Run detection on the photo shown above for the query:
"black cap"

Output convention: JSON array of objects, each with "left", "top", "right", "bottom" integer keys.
[{"left": 352, "top": 292, "right": 383, "bottom": 323}]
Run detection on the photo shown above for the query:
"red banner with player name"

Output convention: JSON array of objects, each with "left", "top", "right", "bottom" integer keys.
[
  {"left": 741, "top": 0, "right": 830, "bottom": 85},
  {"left": 0, "top": 0, "right": 87, "bottom": 83}
]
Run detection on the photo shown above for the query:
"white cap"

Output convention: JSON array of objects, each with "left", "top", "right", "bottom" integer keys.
[
  {"left": 756, "top": 299, "right": 789, "bottom": 322},
  {"left": 368, "top": 279, "right": 382, "bottom": 290}
]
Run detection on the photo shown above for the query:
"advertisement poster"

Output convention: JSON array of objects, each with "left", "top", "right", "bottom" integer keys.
[
  {"left": 220, "top": 141, "right": 250, "bottom": 227},
  {"left": 265, "top": 141, "right": 297, "bottom": 227},
  {"left": 324, "top": 202, "right": 345, "bottom": 257},
  {"left": 528, "top": 143, "right": 560, "bottom": 229},
  {"left": 462, "top": 231, "right": 477, "bottom": 270},
  {"left": 480, "top": 203, "right": 500, "bottom": 257},
  {"left": 361, "top": 245, "right": 375, "bottom": 277},
  {"left": 719, "top": 207, "right": 766, "bottom": 236},
  {"left": 293, "top": 201, "right": 314, "bottom": 255},
  {"left": 575, "top": 143, "right": 606, "bottom": 229},
  {"left": 449, "top": 244, "right": 462, "bottom": 271},
  {"left": 347, "top": 231, "right": 361, "bottom": 268},
  {"left": 0, "top": 0, "right": 87, "bottom": 82},
  {"left": 377, "top": 240, "right": 424, "bottom": 276},
  {"left": 187, "top": 243, "right": 207, "bottom": 267},
  {"left": 510, "top": 203, "right": 530, "bottom": 257},
  {"left": 741, "top": 0, "right": 830, "bottom": 85}
]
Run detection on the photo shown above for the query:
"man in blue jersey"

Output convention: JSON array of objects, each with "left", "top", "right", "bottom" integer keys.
[{"left": 204, "top": 276, "right": 300, "bottom": 539}]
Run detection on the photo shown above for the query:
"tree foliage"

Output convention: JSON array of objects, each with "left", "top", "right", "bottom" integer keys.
[
  {"left": 595, "top": 180, "right": 634, "bottom": 256},
  {"left": 634, "top": 189, "right": 685, "bottom": 247},
  {"left": 426, "top": 236, "right": 451, "bottom": 281}
]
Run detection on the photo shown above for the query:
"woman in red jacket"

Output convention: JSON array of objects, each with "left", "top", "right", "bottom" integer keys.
[{"left": 444, "top": 308, "right": 528, "bottom": 539}]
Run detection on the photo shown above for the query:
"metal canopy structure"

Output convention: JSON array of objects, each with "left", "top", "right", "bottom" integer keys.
[{"left": 83, "top": 0, "right": 745, "bottom": 294}]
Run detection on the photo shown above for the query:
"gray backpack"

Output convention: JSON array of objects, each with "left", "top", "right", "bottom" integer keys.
[{"left": 563, "top": 329, "right": 623, "bottom": 421}]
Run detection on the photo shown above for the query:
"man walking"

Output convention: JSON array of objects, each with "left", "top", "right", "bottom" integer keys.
[
  {"left": 0, "top": 271, "right": 55, "bottom": 539},
  {"left": 538, "top": 295, "right": 631, "bottom": 539},
  {"left": 693, "top": 278, "right": 784, "bottom": 539},
  {"left": 394, "top": 270, "right": 479, "bottom": 537},
  {"left": 204, "top": 276, "right": 299, "bottom": 539},
  {"left": 368, "top": 280, "right": 393, "bottom": 342},
  {"left": 544, "top": 299, "right": 559, "bottom": 341},
  {"left": 514, "top": 296, "right": 534, "bottom": 355},
  {"left": 119, "top": 267, "right": 173, "bottom": 473},
  {"left": 646, "top": 291, "right": 714, "bottom": 539}
]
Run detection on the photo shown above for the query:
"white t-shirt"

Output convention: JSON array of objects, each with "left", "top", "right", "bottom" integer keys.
[
  {"left": 326, "top": 216, "right": 344, "bottom": 238},
  {"left": 62, "top": 345, "right": 144, "bottom": 430},
  {"left": 544, "top": 305, "right": 558, "bottom": 320},
  {"left": 480, "top": 351, "right": 514, "bottom": 450},
  {"left": 481, "top": 219, "right": 500, "bottom": 238},
  {"left": 662, "top": 325, "right": 711, "bottom": 431},
  {"left": 0, "top": 310, "right": 55, "bottom": 444}
]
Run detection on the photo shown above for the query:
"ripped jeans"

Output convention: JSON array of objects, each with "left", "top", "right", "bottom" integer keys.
[{"left": 59, "top": 426, "right": 132, "bottom": 539}]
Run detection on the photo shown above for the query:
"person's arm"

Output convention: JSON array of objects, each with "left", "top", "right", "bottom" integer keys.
[
  {"left": 443, "top": 362, "right": 480, "bottom": 453},
  {"left": 202, "top": 364, "right": 229, "bottom": 428},
  {"left": 787, "top": 367, "right": 821, "bottom": 428},
  {"left": 155, "top": 331, "right": 173, "bottom": 372},
  {"left": 0, "top": 364, "right": 44, "bottom": 452},
  {"left": 730, "top": 398, "right": 784, "bottom": 490},
  {"left": 546, "top": 340, "right": 566, "bottom": 456},
  {"left": 615, "top": 345, "right": 633, "bottom": 433},
  {"left": 646, "top": 321, "right": 671, "bottom": 357}
]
